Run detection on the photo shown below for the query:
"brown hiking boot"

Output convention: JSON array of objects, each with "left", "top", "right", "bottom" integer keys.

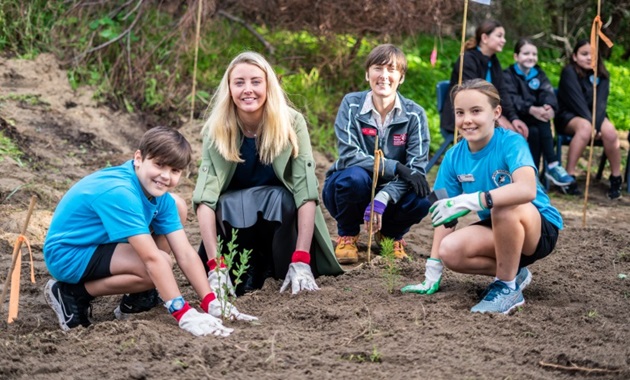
[
  {"left": 335, "top": 235, "right": 359, "bottom": 264},
  {"left": 393, "top": 239, "right": 408, "bottom": 260}
]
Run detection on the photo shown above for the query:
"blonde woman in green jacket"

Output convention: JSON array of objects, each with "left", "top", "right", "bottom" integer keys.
[{"left": 193, "top": 52, "right": 343, "bottom": 301}]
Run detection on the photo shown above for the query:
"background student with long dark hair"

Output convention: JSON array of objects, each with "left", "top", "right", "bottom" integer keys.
[
  {"left": 556, "top": 39, "right": 623, "bottom": 199},
  {"left": 440, "top": 20, "right": 528, "bottom": 138}
]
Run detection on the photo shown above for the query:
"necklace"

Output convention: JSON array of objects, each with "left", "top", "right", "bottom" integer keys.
[{"left": 238, "top": 120, "right": 260, "bottom": 138}]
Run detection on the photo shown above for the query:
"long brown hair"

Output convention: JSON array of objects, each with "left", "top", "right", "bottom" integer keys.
[
  {"left": 570, "top": 39, "right": 609, "bottom": 79},
  {"left": 451, "top": 79, "right": 501, "bottom": 127},
  {"left": 464, "top": 19, "right": 503, "bottom": 50}
]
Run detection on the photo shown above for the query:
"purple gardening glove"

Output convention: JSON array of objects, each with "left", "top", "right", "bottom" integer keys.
[{"left": 364, "top": 200, "right": 386, "bottom": 232}]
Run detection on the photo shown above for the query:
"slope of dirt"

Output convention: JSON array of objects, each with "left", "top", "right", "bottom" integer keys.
[{"left": 1, "top": 54, "right": 629, "bottom": 380}]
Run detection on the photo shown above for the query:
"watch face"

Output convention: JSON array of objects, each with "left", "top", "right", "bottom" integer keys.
[{"left": 168, "top": 297, "right": 186, "bottom": 313}]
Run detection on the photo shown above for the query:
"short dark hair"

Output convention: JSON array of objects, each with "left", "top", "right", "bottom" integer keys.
[
  {"left": 365, "top": 44, "right": 407, "bottom": 76},
  {"left": 514, "top": 38, "right": 535, "bottom": 55},
  {"left": 138, "top": 126, "right": 192, "bottom": 170}
]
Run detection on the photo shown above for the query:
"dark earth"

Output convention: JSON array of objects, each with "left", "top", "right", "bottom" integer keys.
[{"left": 1, "top": 54, "right": 629, "bottom": 379}]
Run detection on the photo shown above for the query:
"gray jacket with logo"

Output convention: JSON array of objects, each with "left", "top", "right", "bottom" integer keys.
[{"left": 326, "top": 90, "right": 430, "bottom": 203}]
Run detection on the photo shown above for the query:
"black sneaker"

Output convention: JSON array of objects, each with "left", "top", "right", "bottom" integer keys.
[
  {"left": 607, "top": 175, "right": 623, "bottom": 200},
  {"left": 561, "top": 175, "right": 581, "bottom": 195},
  {"left": 114, "top": 289, "right": 161, "bottom": 320},
  {"left": 44, "top": 279, "right": 92, "bottom": 331}
]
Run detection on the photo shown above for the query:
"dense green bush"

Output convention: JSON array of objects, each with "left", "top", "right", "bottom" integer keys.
[{"left": 1, "top": 1, "right": 629, "bottom": 158}]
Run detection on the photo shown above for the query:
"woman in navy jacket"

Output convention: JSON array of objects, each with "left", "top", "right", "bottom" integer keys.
[
  {"left": 503, "top": 38, "right": 575, "bottom": 188},
  {"left": 556, "top": 39, "right": 623, "bottom": 199}
]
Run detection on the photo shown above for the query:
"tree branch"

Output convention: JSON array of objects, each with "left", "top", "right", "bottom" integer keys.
[
  {"left": 217, "top": 10, "right": 275, "bottom": 55},
  {"left": 72, "top": 0, "right": 144, "bottom": 63}
]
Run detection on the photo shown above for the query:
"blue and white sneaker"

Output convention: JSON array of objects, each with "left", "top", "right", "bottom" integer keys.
[
  {"left": 471, "top": 281, "right": 524, "bottom": 314},
  {"left": 515, "top": 267, "right": 532, "bottom": 292},
  {"left": 545, "top": 165, "right": 575, "bottom": 186}
]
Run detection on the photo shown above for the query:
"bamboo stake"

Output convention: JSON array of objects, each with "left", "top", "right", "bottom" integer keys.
[
  {"left": 366, "top": 135, "right": 383, "bottom": 265},
  {"left": 0, "top": 196, "right": 37, "bottom": 317},
  {"left": 189, "top": 0, "right": 203, "bottom": 122},
  {"left": 453, "top": 0, "right": 470, "bottom": 143},
  {"left": 582, "top": 0, "right": 613, "bottom": 227}
]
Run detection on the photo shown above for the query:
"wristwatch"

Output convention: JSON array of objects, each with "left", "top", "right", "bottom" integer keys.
[
  {"left": 485, "top": 191, "right": 494, "bottom": 209},
  {"left": 165, "top": 296, "right": 186, "bottom": 313}
]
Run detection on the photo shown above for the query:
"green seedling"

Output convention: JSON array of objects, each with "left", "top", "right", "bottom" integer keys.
[
  {"left": 379, "top": 237, "right": 399, "bottom": 293},
  {"left": 214, "top": 228, "right": 251, "bottom": 320}
]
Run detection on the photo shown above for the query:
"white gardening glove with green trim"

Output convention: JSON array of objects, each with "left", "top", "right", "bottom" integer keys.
[
  {"left": 401, "top": 258, "right": 444, "bottom": 295},
  {"left": 430, "top": 191, "right": 485, "bottom": 227}
]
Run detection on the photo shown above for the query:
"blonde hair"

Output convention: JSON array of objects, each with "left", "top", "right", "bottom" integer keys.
[{"left": 202, "top": 51, "right": 298, "bottom": 164}]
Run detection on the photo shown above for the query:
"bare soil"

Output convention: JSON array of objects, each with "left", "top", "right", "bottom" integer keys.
[{"left": 1, "top": 54, "right": 629, "bottom": 380}]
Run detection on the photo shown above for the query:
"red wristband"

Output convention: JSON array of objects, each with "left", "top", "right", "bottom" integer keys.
[
  {"left": 207, "top": 257, "right": 227, "bottom": 271},
  {"left": 291, "top": 250, "right": 310, "bottom": 264},
  {"left": 200, "top": 292, "right": 216, "bottom": 313},
  {"left": 171, "top": 302, "right": 192, "bottom": 322}
]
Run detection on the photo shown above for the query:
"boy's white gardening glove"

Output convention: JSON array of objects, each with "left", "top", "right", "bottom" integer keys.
[
  {"left": 167, "top": 297, "right": 233, "bottom": 337},
  {"left": 178, "top": 309, "right": 233, "bottom": 337},
  {"left": 430, "top": 191, "right": 485, "bottom": 227},
  {"left": 401, "top": 258, "right": 444, "bottom": 295},
  {"left": 280, "top": 251, "right": 320, "bottom": 295},
  {"left": 201, "top": 292, "right": 258, "bottom": 322},
  {"left": 207, "top": 257, "right": 235, "bottom": 301}
]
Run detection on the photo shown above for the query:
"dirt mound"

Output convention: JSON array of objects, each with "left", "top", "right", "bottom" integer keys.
[{"left": 1, "top": 54, "right": 629, "bottom": 380}]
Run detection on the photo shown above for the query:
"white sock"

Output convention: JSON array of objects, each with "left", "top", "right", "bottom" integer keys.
[
  {"left": 547, "top": 161, "right": 559, "bottom": 169},
  {"left": 425, "top": 258, "right": 443, "bottom": 282},
  {"left": 494, "top": 276, "right": 516, "bottom": 290}
]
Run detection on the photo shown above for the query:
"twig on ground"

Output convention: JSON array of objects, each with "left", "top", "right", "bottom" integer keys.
[
  {"left": 539, "top": 360, "right": 621, "bottom": 374},
  {"left": 265, "top": 331, "right": 278, "bottom": 369}
]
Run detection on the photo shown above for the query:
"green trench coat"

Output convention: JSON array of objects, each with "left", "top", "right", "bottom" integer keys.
[{"left": 192, "top": 110, "right": 343, "bottom": 277}]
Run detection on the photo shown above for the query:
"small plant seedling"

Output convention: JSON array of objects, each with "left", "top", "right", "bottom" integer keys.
[
  {"left": 369, "top": 346, "right": 382, "bottom": 363},
  {"left": 214, "top": 228, "right": 252, "bottom": 320},
  {"left": 379, "top": 237, "right": 399, "bottom": 294},
  {"left": 587, "top": 310, "right": 599, "bottom": 318}
]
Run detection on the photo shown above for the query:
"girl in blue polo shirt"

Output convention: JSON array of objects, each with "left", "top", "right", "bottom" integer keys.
[{"left": 402, "top": 79, "right": 563, "bottom": 315}]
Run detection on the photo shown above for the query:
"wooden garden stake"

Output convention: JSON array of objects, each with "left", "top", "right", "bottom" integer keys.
[{"left": 1, "top": 195, "right": 37, "bottom": 323}]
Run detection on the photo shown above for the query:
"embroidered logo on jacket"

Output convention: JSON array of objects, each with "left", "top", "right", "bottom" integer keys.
[{"left": 393, "top": 134, "right": 407, "bottom": 146}]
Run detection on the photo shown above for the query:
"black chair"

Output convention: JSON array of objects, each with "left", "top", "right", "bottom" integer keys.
[{"left": 425, "top": 80, "right": 453, "bottom": 173}]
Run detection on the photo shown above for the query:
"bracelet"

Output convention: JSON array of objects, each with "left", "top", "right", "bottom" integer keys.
[{"left": 485, "top": 191, "right": 494, "bottom": 209}]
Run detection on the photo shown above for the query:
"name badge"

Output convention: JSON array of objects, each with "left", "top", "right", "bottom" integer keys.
[
  {"left": 457, "top": 174, "right": 475, "bottom": 182},
  {"left": 361, "top": 128, "right": 377, "bottom": 136}
]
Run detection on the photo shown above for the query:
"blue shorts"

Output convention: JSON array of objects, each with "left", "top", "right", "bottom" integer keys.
[
  {"left": 79, "top": 243, "right": 117, "bottom": 282},
  {"left": 472, "top": 211, "right": 559, "bottom": 268}
]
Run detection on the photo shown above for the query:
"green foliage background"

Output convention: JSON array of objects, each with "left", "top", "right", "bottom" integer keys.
[{"left": 1, "top": 1, "right": 629, "bottom": 158}]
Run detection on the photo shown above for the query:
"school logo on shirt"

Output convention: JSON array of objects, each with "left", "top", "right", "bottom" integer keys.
[
  {"left": 393, "top": 134, "right": 407, "bottom": 146},
  {"left": 589, "top": 75, "right": 600, "bottom": 86},
  {"left": 361, "top": 128, "right": 377, "bottom": 136},
  {"left": 528, "top": 78, "right": 540, "bottom": 90},
  {"left": 492, "top": 170, "right": 513, "bottom": 187}
]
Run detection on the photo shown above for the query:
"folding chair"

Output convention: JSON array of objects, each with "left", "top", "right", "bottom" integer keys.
[{"left": 425, "top": 80, "right": 453, "bottom": 173}]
